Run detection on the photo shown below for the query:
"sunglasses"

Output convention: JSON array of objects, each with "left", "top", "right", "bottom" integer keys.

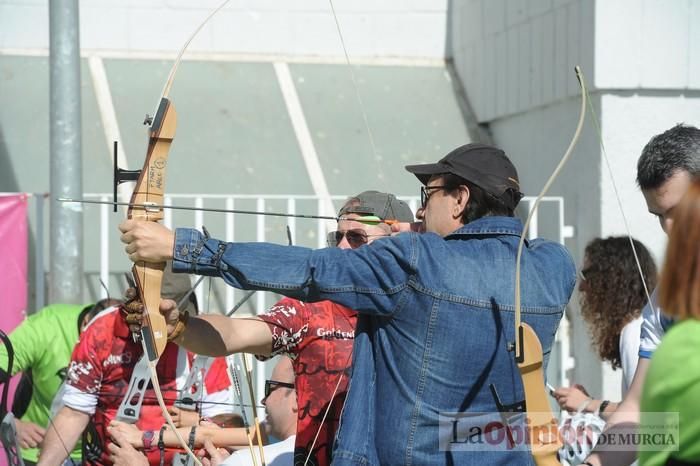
[
  {"left": 264, "top": 379, "right": 295, "bottom": 398},
  {"left": 326, "top": 229, "right": 389, "bottom": 249},
  {"left": 420, "top": 185, "right": 449, "bottom": 208}
]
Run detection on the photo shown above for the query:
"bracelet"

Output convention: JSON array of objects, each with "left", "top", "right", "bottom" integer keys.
[
  {"left": 581, "top": 462, "right": 595, "bottom": 466},
  {"left": 188, "top": 426, "right": 197, "bottom": 450},
  {"left": 158, "top": 425, "right": 168, "bottom": 466},
  {"left": 168, "top": 310, "right": 190, "bottom": 341},
  {"left": 598, "top": 399, "right": 610, "bottom": 417}
]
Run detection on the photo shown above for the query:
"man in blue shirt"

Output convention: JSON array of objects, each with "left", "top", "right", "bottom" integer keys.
[{"left": 119, "top": 144, "right": 576, "bottom": 465}]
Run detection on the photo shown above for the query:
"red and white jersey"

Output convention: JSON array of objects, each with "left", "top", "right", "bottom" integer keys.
[
  {"left": 64, "top": 305, "right": 232, "bottom": 465},
  {"left": 258, "top": 298, "right": 357, "bottom": 466}
]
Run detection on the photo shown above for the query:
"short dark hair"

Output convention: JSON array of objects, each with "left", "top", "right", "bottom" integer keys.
[
  {"left": 441, "top": 173, "right": 515, "bottom": 224},
  {"left": 636, "top": 124, "right": 700, "bottom": 190}
]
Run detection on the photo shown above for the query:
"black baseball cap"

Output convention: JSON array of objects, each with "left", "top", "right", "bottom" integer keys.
[
  {"left": 338, "top": 191, "right": 414, "bottom": 222},
  {"left": 405, "top": 143, "right": 523, "bottom": 209}
]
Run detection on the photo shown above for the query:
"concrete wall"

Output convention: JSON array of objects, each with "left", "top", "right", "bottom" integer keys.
[
  {"left": 0, "top": 0, "right": 448, "bottom": 59},
  {"left": 449, "top": 0, "right": 700, "bottom": 399},
  {"left": 595, "top": 0, "right": 700, "bottom": 90},
  {"left": 449, "top": 0, "right": 594, "bottom": 122}
]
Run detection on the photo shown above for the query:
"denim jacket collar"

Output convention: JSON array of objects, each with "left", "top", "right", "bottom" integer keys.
[{"left": 445, "top": 216, "right": 524, "bottom": 239}]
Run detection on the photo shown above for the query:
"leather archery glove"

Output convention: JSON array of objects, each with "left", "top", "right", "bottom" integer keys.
[
  {"left": 123, "top": 291, "right": 187, "bottom": 340},
  {"left": 123, "top": 287, "right": 146, "bottom": 333}
]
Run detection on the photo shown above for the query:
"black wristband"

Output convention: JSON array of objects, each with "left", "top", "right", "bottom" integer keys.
[
  {"left": 598, "top": 399, "right": 610, "bottom": 416},
  {"left": 188, "top": 425, "right": 197, "bottom": 450},
  {"left": 158, "top": 425, "right": 168, "bottom": 466},
  {"left": 581, "top": 462, "right": 595, "bottom": 466}
]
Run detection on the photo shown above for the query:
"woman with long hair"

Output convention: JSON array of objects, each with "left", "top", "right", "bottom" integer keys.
[
  {"left": 640, "top": 178, "right": 700, "bottom": 466},
  {"left": 554, "top": 236, "right": 657, "bottom": 417}
]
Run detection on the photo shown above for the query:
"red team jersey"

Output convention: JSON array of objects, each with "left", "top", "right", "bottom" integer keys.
[
  {"left": 258, "top": 298, "right": 357, "bottom": 466},
  {"left": 65, "top": 306, "right": 231, "bottom": 465}
]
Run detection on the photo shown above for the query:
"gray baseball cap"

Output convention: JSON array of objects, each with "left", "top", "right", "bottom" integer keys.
[{"left": 338, "top": 191, "right": 414, "bottom": 222}]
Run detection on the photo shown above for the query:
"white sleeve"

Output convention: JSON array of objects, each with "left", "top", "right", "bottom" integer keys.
[
  {"left": 638, "top": 288, "right": 670, "bottom": 359},
  {"left": 619, "top": 316, "right": 642, "bottom": 396},
  {"left": 62, "top": 383, "right": 98, "bottom": 415}
]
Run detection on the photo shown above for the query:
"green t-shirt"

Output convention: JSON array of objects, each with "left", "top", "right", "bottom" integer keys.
[
  {"left": 0, "top": 303, "right": 86, "bottom": 462},
  {"left": 639, "top": 319, "right": 700, "bottom": 466}
]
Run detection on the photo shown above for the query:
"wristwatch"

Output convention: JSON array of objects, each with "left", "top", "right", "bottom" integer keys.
[{"left": 142, "top": 430, "right": 156, "bottom": 451}]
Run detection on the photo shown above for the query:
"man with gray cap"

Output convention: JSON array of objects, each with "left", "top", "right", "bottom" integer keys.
[
  {"left": 119, "top": 144, "right": 575, "bottom": 465},
  {"left": 38, "top": 267, "right": 236, "bottom": 466}
]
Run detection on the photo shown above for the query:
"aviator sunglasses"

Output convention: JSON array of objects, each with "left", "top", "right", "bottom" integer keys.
[{"left": 326, "top": 229, "right": 390, "bottom": 249}]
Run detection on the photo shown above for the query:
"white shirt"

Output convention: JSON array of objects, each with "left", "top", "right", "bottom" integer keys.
[
  {"left": 223, "top": 435, "right": 295, "bottom": 466},
  {"left": 638, "top": 288, "right": 674, "bottom": 359},
  {"left": 618, "top": 316, "right": 642, "bottom": 396}
]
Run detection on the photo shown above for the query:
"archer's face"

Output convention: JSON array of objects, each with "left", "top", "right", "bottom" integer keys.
[
  {"left": 331, "top": 214, "right": 392, "bottom": 250},
  {"left": 642, "top": 170, "right": 692, "bottom": 234},
  {"left": 416, "top": 176, "right": 465, "bottom": 237}
]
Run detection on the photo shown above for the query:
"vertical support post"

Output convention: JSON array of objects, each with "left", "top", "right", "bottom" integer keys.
[{"left": 49, "top": 0, "right": 83, "bottom": 303}]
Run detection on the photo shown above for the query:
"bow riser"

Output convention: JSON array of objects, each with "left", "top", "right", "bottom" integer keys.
[
  {"left": 129, "top": 97, "right": 177, "bottom": 361},
  {"left": 133, "top": 263, "right": 168, "bottom": 359}
]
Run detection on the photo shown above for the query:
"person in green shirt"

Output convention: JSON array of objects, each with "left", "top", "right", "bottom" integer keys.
[
  {"left": 640, "top": 178, "right": 700, "bottom": 466},
  {"left": 0, "top": 300, "right": 119, "bottom": 465}
]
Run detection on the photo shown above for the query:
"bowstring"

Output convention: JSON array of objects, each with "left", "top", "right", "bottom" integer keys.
[{"left": 582, "top": 87, "right": 654, "bottom": 307}]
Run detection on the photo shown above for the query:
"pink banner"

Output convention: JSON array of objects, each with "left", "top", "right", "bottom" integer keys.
[
  {"left": 0, "top": 194, "right": 28, "bottom": 466},
  {"left": 0, "top": 193, "right": 29, "bottom": 333}
]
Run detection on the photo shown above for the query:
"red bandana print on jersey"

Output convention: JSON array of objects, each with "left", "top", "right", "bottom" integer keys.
[{"left": 258, "top": 298, "right": 356, "bottom": 466}]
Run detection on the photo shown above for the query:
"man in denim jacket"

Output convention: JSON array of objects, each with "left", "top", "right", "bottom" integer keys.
[{"left": 120, "top": 143, "right": 576, "bottom": 465}]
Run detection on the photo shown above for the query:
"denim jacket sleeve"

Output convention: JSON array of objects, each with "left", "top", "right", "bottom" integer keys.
[{"left": 172, "top": 227, "right": 419, "bottom": 316}]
